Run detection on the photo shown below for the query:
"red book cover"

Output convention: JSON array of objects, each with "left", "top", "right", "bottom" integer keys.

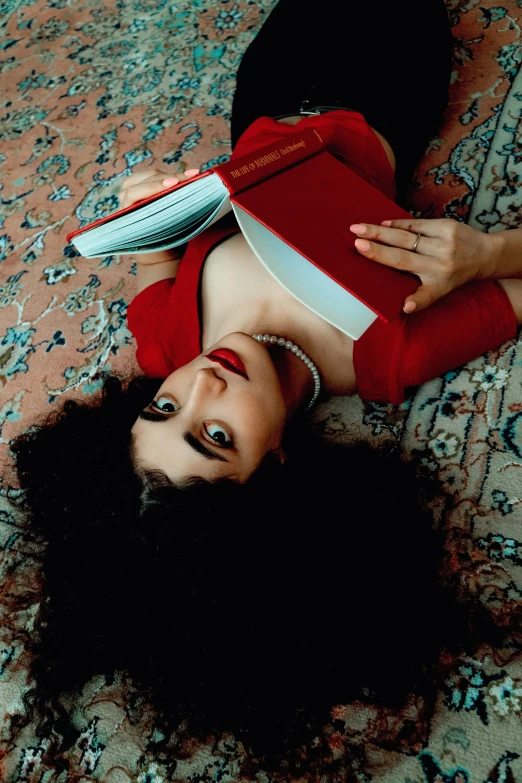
[
  {"left": 214, "top": 127, "right": 325, "bottom": 195},
  {"left": 66, "top": 128, "right": 325, "bottom": 243},
  {"left": 231, "top": 151, "right": 418, "bottom": 324},
  {"left": 66, "top": 126, "right": 419, "bottom": 336}
]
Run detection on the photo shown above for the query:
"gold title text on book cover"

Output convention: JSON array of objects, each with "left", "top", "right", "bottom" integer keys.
[{"left": 228, "top": 139, "right": 306, "bottom": 179}]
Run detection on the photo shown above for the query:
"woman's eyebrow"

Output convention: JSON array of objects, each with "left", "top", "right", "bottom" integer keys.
[
  {"left": 183, "top": 432, "right": 229, "bottom": 462},
  {"left": 137, "top": 411, "right": 229, "bottom": 462}
]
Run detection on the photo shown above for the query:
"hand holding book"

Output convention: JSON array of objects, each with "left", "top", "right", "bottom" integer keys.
[
  {"left": 119, "top": 167, "right": 201, "bottom": 209},
  {"left": 349, "top": 218, "right": 515, "bottom": 313},
  {"left": 118, "top": 166, "right": 200, "bottom": 266}
]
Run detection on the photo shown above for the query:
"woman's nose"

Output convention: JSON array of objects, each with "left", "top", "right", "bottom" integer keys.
[{"left": 191, "top": 367, "right": 226, "bottom": 399}]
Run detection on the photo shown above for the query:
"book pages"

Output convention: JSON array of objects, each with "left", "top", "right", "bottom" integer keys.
[{"left": 71, "top": 174, "right": 229, "bottom": 258}]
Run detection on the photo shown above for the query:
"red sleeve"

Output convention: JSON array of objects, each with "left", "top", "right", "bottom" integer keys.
[
  {"left": 127, "top": 279, "right": 175, "bottom": 377},
  {"left": 354, "top": 280, "right": 518, "bottom": 404}
]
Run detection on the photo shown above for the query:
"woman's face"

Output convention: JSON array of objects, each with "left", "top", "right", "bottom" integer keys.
[{"left": 131, "top": 333, "right": 288, "bottom": 483}]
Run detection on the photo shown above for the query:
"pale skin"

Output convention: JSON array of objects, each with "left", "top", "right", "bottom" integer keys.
[{"left": 125, "top": 117, "right": 522, "bottom": 484}]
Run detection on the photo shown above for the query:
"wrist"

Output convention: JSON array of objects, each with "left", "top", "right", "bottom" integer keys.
[{"left": 478, "top": 231, "right": 505, "bottom": 281}]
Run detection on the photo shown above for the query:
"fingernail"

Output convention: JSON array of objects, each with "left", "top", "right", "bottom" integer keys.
[
  {"left": 381, "top": 220, "right": 392, "bottom": 227},
  {"left": 354, "top": 238, "right": 371, "bottom": 252},
  {"left": 404, "top": 301, "right": 417, "bottom": 313},
  {"left": 350, "top": 223, "right": 367, "bottom": 235},
  {"left": 163, "top": 178, "right": 179, "bottom": 187},
  {"left": 184, "top": 168, "right": 200, "bottom": 178}
]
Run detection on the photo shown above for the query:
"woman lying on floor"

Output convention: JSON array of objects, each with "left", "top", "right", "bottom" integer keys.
[{"left": 11, "top": 0, "right": 522, "bottom": 775}]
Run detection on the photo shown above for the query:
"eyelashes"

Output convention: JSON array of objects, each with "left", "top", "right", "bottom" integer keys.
[
  {"left": 148, "top": 399, "right": 235, "bottom": 450},
  {"left": 204, "top": 422, "right": 233, "bottom": 448},
  {"left": 151, "top": 396, "right": 180, "bottom": 414}
]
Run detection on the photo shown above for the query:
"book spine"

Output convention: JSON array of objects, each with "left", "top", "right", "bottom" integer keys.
[{"left": 214, "top": 127, "right": 326, "bottom": 196}]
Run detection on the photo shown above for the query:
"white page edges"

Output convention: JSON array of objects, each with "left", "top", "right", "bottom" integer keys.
[{"left": 232, "top": 204, "right": 377, "bottom": 341}]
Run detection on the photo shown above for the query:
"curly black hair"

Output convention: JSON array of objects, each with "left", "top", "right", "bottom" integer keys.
[{"left": 9, "top": 375, "right": 484, "bottom": 777}]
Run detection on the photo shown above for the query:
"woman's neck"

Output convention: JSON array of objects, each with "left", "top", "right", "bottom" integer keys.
[
  {"left": 200, "top": 232, "right": 357, "bottom": 398},
  {"left": 201, "top": 233, "right": 315, "bottom": 348},
  {"left": 204, "top": 284, "right": 316, "bottom": 415}
]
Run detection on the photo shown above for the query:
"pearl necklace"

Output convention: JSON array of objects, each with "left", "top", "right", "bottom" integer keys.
[{"left": 252, "top": 333, "right": 321, "bottom": 410}]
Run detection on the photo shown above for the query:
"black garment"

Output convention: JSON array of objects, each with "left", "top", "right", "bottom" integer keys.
[{"left": 230, "top": 0, "right": 453, "bottom": 202}]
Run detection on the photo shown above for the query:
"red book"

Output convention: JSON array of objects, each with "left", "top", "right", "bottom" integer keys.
[{"left": 67, "top": 128, "right": 418, "bottom": 339}]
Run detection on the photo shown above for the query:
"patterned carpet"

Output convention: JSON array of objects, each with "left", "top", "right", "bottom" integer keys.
[{"left": 1, "top": 0, "right": 522, "bottom": 779}]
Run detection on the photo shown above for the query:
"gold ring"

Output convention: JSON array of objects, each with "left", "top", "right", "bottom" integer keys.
[{"left": 412, "top": 233, "right": 421, "bottom": 253}]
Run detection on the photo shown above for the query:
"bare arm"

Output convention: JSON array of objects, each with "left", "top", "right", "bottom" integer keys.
[
  {"left": 498, "top": 278, "right": 522, "bottom": 324},
  {"left": 489, "top": 226, "right": 522, "bottom": 324},
  {"left": 484, "top": 228, "right": 522, "bottom": 281}
]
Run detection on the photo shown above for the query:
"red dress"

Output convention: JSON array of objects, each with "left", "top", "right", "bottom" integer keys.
[{"left": 127, "top": 112, "right": 516, "bottom": 403}]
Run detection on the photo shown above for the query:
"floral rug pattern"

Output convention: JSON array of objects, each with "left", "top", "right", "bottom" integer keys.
[{"left": 1, "top": 0, "right": 522, "bottom": 779}]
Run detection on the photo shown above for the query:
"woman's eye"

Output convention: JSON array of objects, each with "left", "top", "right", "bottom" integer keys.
[
  {"left": 204, "top": 422, "right": 233, "bottom": 448},
  {"left": 152, "top": 396, "right": 179, "bottom": 413}
]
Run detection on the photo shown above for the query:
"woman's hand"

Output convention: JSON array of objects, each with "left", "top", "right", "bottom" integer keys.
[
  {"left": 118, "top": 167, "right": 200, "bottom": 267},
  {"left": 349, "top": 218, "right": 499, "bottom": 313},
  {"left": 119, "top": 167, "right": 200, "bottom": 209}
]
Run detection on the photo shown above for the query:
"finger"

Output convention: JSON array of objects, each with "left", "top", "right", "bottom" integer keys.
[
  {"left": 120, "top": 169, "right": 167, "bottom": 191},
  {"left": 353, "top": 237, "right": 429, "bottom": 274},
  {"left": 162, "top": 168, "right": 199, "bottom": 187},
  {"left": 351, "top": 223, "right": 434, "bottom": 252},
  {"left": 379, "top": 218, "right": 454, "bottom": 238},
  {"left": 120, "top": 178, "right": 175, "bottom": 208},
  {"left": 120, "top": 172, "right": 174, "bottom": 206},
  {"left": 403, "top": 285, "right": 440, "bottom": 314}
]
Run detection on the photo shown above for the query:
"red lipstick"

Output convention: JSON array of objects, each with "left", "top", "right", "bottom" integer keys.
[{"left": 206, "top": 349, "right": 248, "bottom": 379}]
